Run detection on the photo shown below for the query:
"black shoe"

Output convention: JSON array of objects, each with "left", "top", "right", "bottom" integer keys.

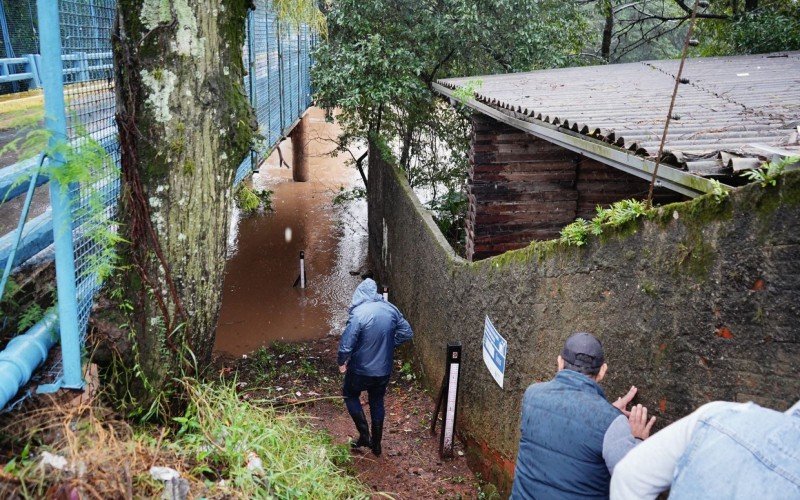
[
  {"left": 349, "top": 410, "right": 371, "bottom": 449},
  {"left": 370, "top": 419, "right": 383, "bottom": 457}
]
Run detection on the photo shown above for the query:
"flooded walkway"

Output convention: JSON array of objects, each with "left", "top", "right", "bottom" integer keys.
[{"left": 214, "top": 107, "right": 368, "bottom": 356}]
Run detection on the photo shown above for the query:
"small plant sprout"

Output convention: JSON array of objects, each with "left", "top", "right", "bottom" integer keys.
[
  {"left": 742, "top": 156, "right": 799, "bottom": 187},
  {"left": 709, "top": 179, "right": 730, "bottom": 202},
  {"left": 560, "top": 218, "right": 590, "bottom": 247},
  {"left": 453, "top": 79, "right": 484, "bottom": 104}
]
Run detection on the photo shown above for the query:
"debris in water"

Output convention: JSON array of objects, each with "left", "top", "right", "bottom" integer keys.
[{"left": 285, "top": 227, "right": 293, "bottom": 242}]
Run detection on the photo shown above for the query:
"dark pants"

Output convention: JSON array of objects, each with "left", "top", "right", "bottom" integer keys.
[{"left": 342, "top": 372, "right": 390, "bottom": 422}]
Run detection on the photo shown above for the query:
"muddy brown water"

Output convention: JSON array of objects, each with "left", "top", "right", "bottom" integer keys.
[{"left": 214, "top": 108, "right": 368, "bottom": 356}]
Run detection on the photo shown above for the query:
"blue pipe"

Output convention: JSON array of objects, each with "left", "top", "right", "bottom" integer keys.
[
  {"left": 0, "top": 310, "right": 58, "bottom": 409},
  {"left": 37, "top": 0, "right": 83, "bottom": 390}
]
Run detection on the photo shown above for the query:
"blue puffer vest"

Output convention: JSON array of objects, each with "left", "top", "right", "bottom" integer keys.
[{"left": 511, "top": 370, "right": 622, "bottom": 499}]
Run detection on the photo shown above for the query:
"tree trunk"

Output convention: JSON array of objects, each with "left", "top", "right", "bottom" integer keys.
[
  {"left": 601, "top": 2, "right": 614, "bottom": 62},
  {"left": 110, "top": 0, "right": 255, "bottom": 409}
]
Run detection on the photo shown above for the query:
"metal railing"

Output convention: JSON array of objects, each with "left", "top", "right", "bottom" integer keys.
[
  {"left": 0, "top": 52, "right": 114, "bottom": 91},
  {"left": 0, "top": 0, "right": 315, "bottom": 409}
]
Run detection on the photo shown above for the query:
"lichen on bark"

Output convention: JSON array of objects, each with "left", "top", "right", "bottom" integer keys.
[{"left": 103, "top": 0, "right": 256, "bottom": 416}]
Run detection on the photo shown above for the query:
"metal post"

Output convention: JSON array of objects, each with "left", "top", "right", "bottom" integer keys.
[
  {"left": 383, "top": 286, "right": 388, "bottom": 302},
  {"left": 247, "top": 9, "right": 257, "bottom": 170},
  {"left": 37, "top": 0, "right": 84, "bottom": 390},
  {"left": 299, "top": 251, "right": 305, "bottom": 288},
  {"left": 277, "top": 19, "right": 284, "bottom": 134}
]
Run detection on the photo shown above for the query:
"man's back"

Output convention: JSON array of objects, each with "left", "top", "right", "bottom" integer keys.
[
  {"left": 338, "top": 279, "right": 413, "bottom": 377},
  {"left": 348, "top": 300, "right": 399, "bottom": 376},
  {"left": 512, "top": 370, "right": 622, "bottom": 499}
]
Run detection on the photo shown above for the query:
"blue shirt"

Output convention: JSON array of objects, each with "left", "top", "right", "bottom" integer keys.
[
  {"left": 512, "top": 370, "right": 639, "bottom": 499},
  {"left": 337, "top": 279, "right": 414, "bottom": 377},
  {"left": 612, "top": 400, "right": 800, "bottom": 499}
]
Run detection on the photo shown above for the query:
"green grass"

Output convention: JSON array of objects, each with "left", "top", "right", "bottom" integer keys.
[
  {"left": 164, "top": 379, "right": 368, "bottom": 498},
  {"left": 1, "top": 378, "right": 369, "bottom": 498}
]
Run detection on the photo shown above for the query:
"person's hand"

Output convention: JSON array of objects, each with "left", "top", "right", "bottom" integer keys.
[
  {"left": 339, "top": 364, "right": 347, "bottom": 374},
  {"left": 628, "top": 404, "right": 656, "bottom": 440},
  {"left": 612, "top": 386, "right": 638, "bottom": 416}
]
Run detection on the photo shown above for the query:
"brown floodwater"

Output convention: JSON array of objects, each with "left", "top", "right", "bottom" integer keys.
[{"left": 214, "top": 108, "right": 368, "bottom": 356}]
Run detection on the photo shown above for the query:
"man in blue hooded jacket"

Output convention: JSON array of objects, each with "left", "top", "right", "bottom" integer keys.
[{"left": 338, "top": 278, "right": 414, "bottom": 456}]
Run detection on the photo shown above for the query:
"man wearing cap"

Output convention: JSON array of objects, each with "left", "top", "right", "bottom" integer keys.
[{"left": 511, "top": 332, "right": 656, "bottom": 499}]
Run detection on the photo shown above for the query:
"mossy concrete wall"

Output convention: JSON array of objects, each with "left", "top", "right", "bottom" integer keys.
[{"left": 368, "top": 147, "right": 800, "bottom": 493}]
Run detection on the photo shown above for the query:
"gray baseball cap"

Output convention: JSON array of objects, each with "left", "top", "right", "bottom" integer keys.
[{"left": 561, "top": 332, "right": 605, "bottom": 370}]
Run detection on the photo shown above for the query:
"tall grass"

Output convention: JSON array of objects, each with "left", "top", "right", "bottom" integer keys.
[
  {"left": 166, "top": 379, "right": 368, "bottom": 498},
  {"left": 1, "top": 379, "right": 369, "bottom": 498}
]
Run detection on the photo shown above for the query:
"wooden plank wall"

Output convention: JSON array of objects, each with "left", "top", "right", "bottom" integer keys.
[{"left": 467, "top": 114, "right": 685, "bottom": 261}]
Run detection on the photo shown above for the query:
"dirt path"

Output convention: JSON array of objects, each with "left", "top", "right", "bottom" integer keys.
[
  {"left": 213, "top": 108, "right": 483, "bottom": 497},
  {"left": 215, "top": 335, "right": 482, "bottom": 499}
]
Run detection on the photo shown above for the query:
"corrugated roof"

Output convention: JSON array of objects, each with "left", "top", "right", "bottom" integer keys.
[{"left": 437, "top": 52, "right": 800, "bottom": 178}]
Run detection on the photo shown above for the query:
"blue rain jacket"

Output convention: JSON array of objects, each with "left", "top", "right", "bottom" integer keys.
[{"left": 337, "top": 279, "right": 414, "bottom": 377}]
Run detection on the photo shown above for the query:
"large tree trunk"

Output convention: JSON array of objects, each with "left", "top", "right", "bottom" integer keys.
[{"left": 109, "top": 0, "right": 255, "bottom": 409}]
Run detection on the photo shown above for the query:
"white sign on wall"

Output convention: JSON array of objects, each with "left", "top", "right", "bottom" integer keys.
[{"left": 482, "top": 316, "right": 507, "bottom": 388}]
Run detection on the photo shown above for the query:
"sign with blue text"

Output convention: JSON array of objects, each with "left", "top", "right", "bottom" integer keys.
[{"left": 483, "top": 316, "right": 507, "bottom": 388}]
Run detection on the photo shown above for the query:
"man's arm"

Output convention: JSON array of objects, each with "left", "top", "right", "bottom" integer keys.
[
  {"left": 393, "top": 312, "right": 413, "bottom": 347},
  {"left": 603, "top": 404, "right": 657, "bottom": 473},
  {"left": 337, "top": 315, "right": 360, "bottom": 369},
  {"left": 610, "top": 401, "right": 735, "bottom": 500}
]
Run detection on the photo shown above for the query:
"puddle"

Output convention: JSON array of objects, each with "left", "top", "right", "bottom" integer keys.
[{"left": 214, "top": 108, "right": 368, "bottom": 356}]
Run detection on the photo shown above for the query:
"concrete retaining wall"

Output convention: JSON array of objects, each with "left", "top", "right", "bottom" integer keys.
[{"left": 368, "top": 146, "right": 800, "bottom": 493}]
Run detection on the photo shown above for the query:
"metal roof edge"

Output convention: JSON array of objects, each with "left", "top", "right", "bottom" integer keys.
[{"left": 432, "top": 81, "right": 726, "bottom": 198}]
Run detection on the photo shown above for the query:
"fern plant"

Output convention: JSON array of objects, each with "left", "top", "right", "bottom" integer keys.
[
  {"left": 742, "top": 156, "right": 799, "bottom": 187},
  {"left": 561, "top": 199, "right": 647, "bottom": 247}
]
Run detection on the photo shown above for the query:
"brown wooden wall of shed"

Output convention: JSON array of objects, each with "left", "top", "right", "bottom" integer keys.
[{"left": 467, "top": 114, "right": 685, "bottom": 261}]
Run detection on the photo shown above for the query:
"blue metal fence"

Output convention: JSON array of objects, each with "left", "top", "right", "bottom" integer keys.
[{"left": 0, "top": 0, "right": 315, "bottom": 409}]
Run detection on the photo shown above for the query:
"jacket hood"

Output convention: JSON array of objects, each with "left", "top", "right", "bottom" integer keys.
[{"left": 349, "top": 278, "right": 382, "bottom": 312}]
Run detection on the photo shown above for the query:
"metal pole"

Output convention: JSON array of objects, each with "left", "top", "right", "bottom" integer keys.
[
  {"left": 247, "top": 9, "right": 257, "bottom": 170},
  {"left": 37, "top": 0, "right": 84, "bottom": 390},
  {"left": 299, "top": 251, "right": 305, "bottom": 288}
]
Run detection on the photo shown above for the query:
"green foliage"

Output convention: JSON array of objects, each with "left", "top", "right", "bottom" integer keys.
[
  {"left": 313, "top": 0, "right": 588, "bottom": 249},
  {"left": 332, "top": 186, "right": 366, "bottom": 205},
  {"left": 399, "top": 361, "right": 416, "bottom": 381},
  {"left": 453, "top": 79, "right": 483, "bottom": 103},
  {"left": 709, "top": 179, "right": 731, "bottom": 202},
  {"left": 16, "top": 303, "right": 44, "bottom": 333},
  {"left": 235, "top": 185, "right": 274, "bottom": 214},
  {"left": 428, "top": 189, "right": 468, "bottom": 253},
  {"left": 272, "top": 0, "right": 327, "bottom": 35},
  {"left": 698, "top": 4, "right": 800, "bottom": 56},
  {"left": 168, "top": 379, "right": 367, "bottom": 498},
  {"left": 560, "top": 199, "right": 647, "bottom": 246},
  {"left": 742, "top": 156, "right": 798, "bottom": 187},
  {"left": 560, "top": 218, "right": 592, "bottom": 247},
  {"left": 1, "top": 379, "right": 367, "bottom": 498}
]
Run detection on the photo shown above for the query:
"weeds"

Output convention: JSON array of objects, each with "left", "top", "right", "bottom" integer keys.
[
  {"left": 560, "top": 199, "right": 647, "bottom": 247},
  {"left": 741, "top": 156, "right": 799, "bottom": 187},
  {"left": 333, "top": 186, "right": 366, "bottom": 205},
  {"left": 0, "top": 378, "right": 368, "bottom": 498},
  {"left": 235, "top": 185, "right": 275, "bottom": 214}
]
